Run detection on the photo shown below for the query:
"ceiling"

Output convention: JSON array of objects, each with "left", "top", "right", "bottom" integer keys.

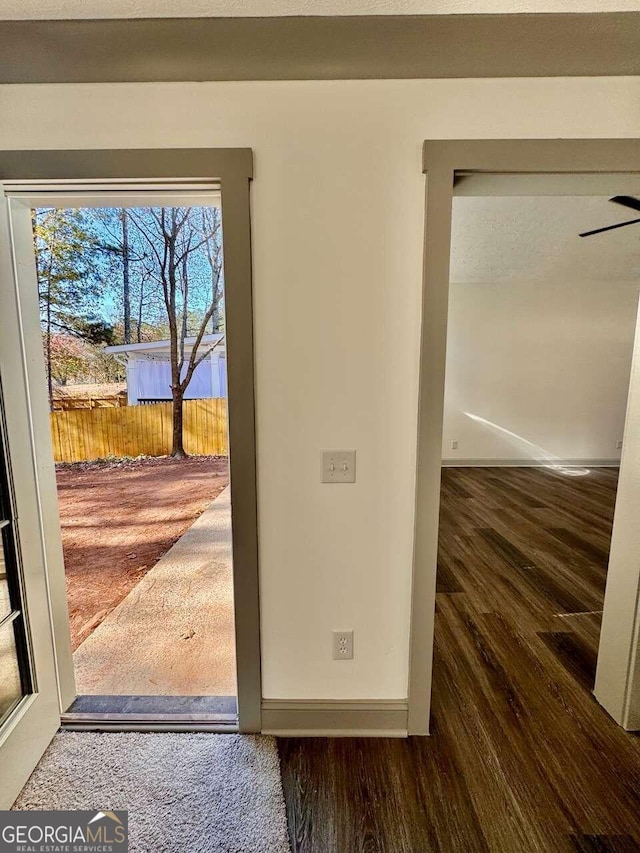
[
  {"left": 0, "top": 0, "right": 635, "bottom": 17},
  {"left": 450, "top": 196, "right": 640, "bottom": 283}
]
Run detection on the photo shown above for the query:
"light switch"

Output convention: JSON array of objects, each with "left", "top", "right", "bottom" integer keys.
[{"left": 321, "top": 450, "right": 356, "bottom": 483}]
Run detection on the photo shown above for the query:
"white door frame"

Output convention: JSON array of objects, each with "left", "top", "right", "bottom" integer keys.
[{"left": 408, "top": 138, "right": 640, "bottom": 736}]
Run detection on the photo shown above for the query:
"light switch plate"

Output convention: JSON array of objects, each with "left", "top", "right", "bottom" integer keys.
[{"left": 322, "top": 450, "right": 356, "bottom": 483}]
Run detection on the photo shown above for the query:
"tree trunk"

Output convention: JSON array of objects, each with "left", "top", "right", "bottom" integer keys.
[
  {"left": 46, "top": 280, "right": 53, "bottom": 411},
  {"left": 171, "top": 389, "right": 187, "bottom": 458},
  {"left": 121, "top": 208, "right": 131, "bottom": 345},
  {"left": 136, "top": 279, "right": 144, "bottom": 343}
]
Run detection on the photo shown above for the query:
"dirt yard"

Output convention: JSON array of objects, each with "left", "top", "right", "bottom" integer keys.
[{"left": 56, "top": 455, "right": 229, "bottom": 650}]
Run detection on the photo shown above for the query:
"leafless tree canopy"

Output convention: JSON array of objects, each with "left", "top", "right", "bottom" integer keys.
[{"left": 34, "top": 204, "right": 224, "bottom": 455}]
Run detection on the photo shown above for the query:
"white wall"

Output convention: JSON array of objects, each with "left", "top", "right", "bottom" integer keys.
[
  {"left": 442, "top": 279, "right": 640, "bottom": 463},
  {"left": 1, "top": 78, "right": 639, "bottom": 700}
]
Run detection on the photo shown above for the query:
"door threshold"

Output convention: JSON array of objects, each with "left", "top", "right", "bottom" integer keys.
[
  {"left": 61, "top": 714, "right": 238, "bottom": 733},
  {"left": 61, "top": 694, "right": 239, "bottom": 731}
]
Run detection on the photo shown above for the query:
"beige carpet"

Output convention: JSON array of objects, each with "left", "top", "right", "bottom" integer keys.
[
  {"left": 74, "top": 487, "right": 236, "bottom": 696},
  {"left": 14, "top": 731, "right": 291, "bottom": 853}
]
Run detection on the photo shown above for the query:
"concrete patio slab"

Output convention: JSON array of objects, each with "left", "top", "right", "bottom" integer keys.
[{"left": 73, "top": 486, "right": 236, "bottom": 696}]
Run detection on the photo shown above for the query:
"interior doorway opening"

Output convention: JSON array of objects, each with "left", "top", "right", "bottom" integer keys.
[
  {"left": 409, "top": 143, "right": 640, "bottom": 740},
  {"left": 436, "top": 180, "right": 640, "bottom": 699},
  {"left": 416, "top": 171, "right": 640, "bottom": 838}
]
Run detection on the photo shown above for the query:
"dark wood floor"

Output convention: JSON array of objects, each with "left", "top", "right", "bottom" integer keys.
[{"left": 279, "top": 466, "right": 640, "bottom": 852}]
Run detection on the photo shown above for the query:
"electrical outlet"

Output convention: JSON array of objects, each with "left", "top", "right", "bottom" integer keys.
[
  {"left": 332, "top": 630, "right": 354, "bottom": 660},
  {"left": 451, "top": 440, "right": 458, "bottom": 450},
  {"left": 617, "top": 440, "right": 623, "bottom": 450}
]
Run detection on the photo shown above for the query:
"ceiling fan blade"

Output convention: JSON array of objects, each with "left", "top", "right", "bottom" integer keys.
[
  {"left": 579, "top": 216, "right": 640, "bottom": 237},
  {"left": 610, "top": 195, "right": 640, "bottom": 212}
]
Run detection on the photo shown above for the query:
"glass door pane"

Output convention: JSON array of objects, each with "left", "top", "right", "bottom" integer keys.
[
  {"left": 0, "top": 621, "right": 24, "bottom": 723},
  {"left": 0, "top": 524, "right": 10, "bottom": 621},
  {"left": 0, "top": 384, "right": 33, "bottom": 728}
]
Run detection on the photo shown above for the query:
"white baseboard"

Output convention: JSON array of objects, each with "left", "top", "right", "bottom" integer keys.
[
  {"left": 441, "top": 458, "right": 619, "bottom": 468},
  {"left": 261, "top": 699, "right": 408, "bottom": 737}
]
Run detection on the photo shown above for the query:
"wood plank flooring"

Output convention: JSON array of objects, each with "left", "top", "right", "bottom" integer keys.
[{"left": 279, "top": 466, "right": 640, "bottom": 852}]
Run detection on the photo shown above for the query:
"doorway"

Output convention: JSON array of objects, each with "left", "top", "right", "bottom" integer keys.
[
  {"left": 0, "top": 149, "right": 259, "bottom": 807},
  {"left": 30, "top": 195, "right": 237, "bottom": 718},
  {"left": 409, "top": 140, "right": 640, "bottom": 736},
  {"left": 436, "top": 182, "right": 639, "bottom": 725}
]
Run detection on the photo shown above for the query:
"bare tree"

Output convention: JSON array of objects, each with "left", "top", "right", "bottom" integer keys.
[
  {"left": 200, "top": 206, "right": 224, "bottom": 333},
  {"left": 128, "top": 205, "right": 224, "bottom": 457},
  {"left": 92, "top": 207, "right": 148, "bottom": 345},
  {"left": 120, "top": 209, "right": 131, "bottom": 344}
]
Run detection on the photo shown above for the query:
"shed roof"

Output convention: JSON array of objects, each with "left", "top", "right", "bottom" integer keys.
[{"left": 104, "top": 334, "right": 225, "bottom": 356}]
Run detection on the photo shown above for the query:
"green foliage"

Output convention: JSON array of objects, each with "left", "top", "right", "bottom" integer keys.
[
  {"left": 32, "top": 208, "right": 106, "bottom": 338},
  {"left": 77, "top": 319, "right": 118, "bottom": 346}
]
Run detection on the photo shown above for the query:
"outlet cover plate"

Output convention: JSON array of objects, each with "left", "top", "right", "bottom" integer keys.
[
  {"left": 322, "top": 450, "right": 356, "bottom": 483},
  {"left": 332, "top": 630, "right": 354, "bottom": 660}
]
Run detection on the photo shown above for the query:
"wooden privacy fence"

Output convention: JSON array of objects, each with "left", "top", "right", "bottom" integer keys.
[{"left": 50, "top": 398, "right": 228, "bottom": 463}]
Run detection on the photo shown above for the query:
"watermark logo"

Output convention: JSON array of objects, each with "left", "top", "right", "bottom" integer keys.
[{"left": 0, "top": 809, "right": 128, "bottom": 852}]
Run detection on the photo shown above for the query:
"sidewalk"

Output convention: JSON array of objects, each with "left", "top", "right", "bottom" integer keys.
[{"left": 73, "top": 486, "right": 236, "bottom": 696}]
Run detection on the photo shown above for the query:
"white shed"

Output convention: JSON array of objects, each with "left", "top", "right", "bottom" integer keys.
[{"left": 104, "top": 334, "right": 227, "bottom": 406}]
